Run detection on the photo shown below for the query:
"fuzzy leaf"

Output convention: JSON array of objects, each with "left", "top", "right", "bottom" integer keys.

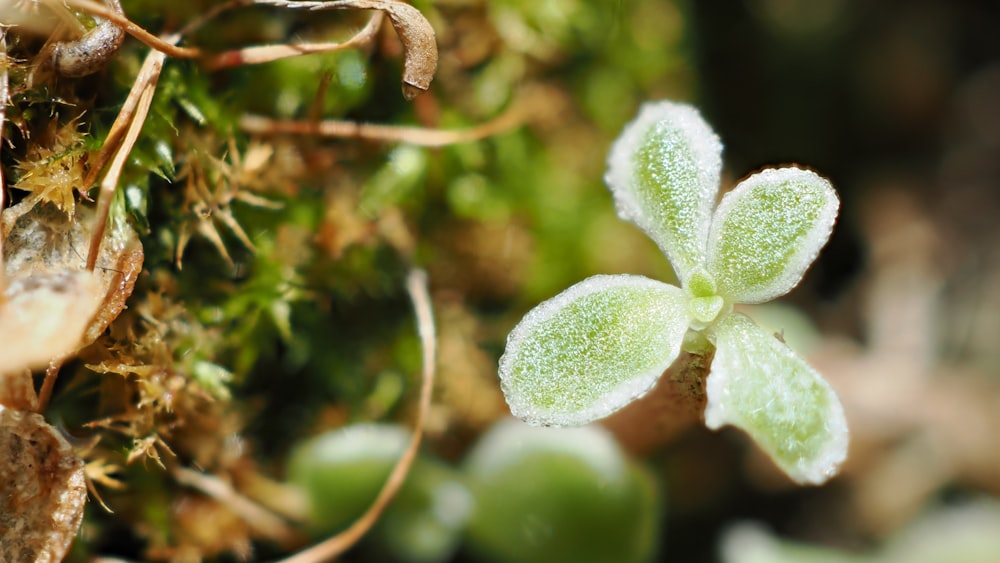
[
  {"left": 707, "top": 167, "right": 838, "bottom": 304},
  {"left": 499, "top": 275, "right": 689, "bottom": 426},
  {"left": 605, "top": 101, "right": 722, "bottom": 283},
  {"left": 705, "top": 313, "right": 848, "bottom": 485}
]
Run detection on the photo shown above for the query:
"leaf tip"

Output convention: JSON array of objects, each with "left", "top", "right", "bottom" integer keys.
[
  {"left": 705, "top": 313, "right": 849, "bottom": 485},
  {"left": 604, "top": 100, "right": 723, "bottom": 280}
]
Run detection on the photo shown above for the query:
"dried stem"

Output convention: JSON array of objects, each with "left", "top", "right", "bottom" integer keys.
[
  {"left": 275, "top": 269, "right": 437, "bottom": 563},
  {"left": 55, "top": 0, "right": 202, "bottom": 58},
  {"left": 253, "top": 0, "right": 438, "bottom": 99},
  {"left": 86, "top": 46, "right": 165, "bottom": 269},
  {"left": 240, "top": 102, "right": 529, "bottom": 147},
  {"left": 203, "top": 12, "right": 383, "bottom": 70},
  {"left": 36, "top": 360, "right": 63, "bottom": 413},
  {"left": 602, "top": 349, "right": 713, "bottom": 455}
]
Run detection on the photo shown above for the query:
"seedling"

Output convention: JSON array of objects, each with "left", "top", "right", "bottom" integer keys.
[{"left": 499, "top": 100, "right": 848, "bottom": 484}]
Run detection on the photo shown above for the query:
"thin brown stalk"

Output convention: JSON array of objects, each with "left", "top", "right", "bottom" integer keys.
[
  {"left": 240, "top": 102, "right": 528, "bottom": 147},
  {"left": 275, "top": 269, "right": 436, "bottom": 563},
  {"left": 36, "top": 360, "right": 63, "bottom": 413},
  {"left": 253, "top": 0, "right": 437, "bottom": 99},
  {"left": 203, "top": 12, "right": 383, "bottom": 70}
]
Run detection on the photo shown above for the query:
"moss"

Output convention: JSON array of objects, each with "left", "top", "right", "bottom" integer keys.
[{"left": 0, "top": 0, "right": 693, "bottom": 559}]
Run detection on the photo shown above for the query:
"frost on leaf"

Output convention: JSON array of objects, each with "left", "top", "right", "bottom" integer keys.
[
  {"left": 705, "top": 313, "right": 848, "bottom": 485},
  {"left": 499, "top": 275, "right": 689, "bottom": 426},
  {"left": 605, "top": 101, "right": 722, "bottom": 283},
  {"left": 707, "top": 168, "right": 838, "bottom": 304}
]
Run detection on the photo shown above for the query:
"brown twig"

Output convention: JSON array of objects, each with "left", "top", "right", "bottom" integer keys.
[
  {"left": 239, "top": 102, "right": 529, "bottom": 147},
  {"left": 275, "top": 269, "right": 436, "bottom": 563},
  {"left": 54, "top": 0, "right": 201, "bottom": 58},
  {"left": 253, "top": 0, "right": 438, "bottom": 99},
  {"left": 203, "top": 12, "right": 383, "bottom": 70}
]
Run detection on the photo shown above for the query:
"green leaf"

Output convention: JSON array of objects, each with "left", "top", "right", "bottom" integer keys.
[
  {"left": 287, "top": 424, "right": 471, "bottom": 563},
  {"left": 463, "top": 420, "right": 660, "bottom": 563},
  {"left": 605, "top": 101, "right": 722, "bottom": 283},
  {"left": 500, "top": 274, "right": 689, "bottom": 426},
  {"left": 705, "top": 313, "right": 847, "bottom": 485},
  {"left": 707, "top": 167, "right": 838, "bottom": 304}
]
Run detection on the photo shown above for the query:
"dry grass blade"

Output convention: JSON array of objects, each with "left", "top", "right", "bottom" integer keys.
[
  {"left": 240, "top": 101, "right": 529, "bottom": 146},
  {"left": 275, "top": 269, "right": 437, "bottom": 563},
  {"left": 85, "top": 46, "right": 165, "bottom": 269},
  {"left": 255, "top": 0, "right": 438, "bottom": 99},
  {"left": 82, "top": 41, "right": 171, "bottom": 191}
]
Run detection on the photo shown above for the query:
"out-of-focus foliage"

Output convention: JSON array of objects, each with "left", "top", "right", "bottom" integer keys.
[
  {"left": 721, "top": 500, "right": 1000, "bottom": 563},
  {"left": 463, "top": 420, "right": 660, "bottom": 563},
  {"left": 288, "top": 424, "right": 470, "bottom": 563}
]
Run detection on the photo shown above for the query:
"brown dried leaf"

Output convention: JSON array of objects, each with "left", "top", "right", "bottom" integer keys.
[
  {"left": 0, "top": 371, "right": 40, "bottom": 412},
  {"left": 0, "top": 202, "right": 143, "bottom": 373},
  {"left": 0, "top": 404, "right": 87, "bottom": 563},
  {"left": 0, "top": 271, "right": 102, "bottom": 373}
]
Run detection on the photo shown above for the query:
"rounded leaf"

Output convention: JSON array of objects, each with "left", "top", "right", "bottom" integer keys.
[
  {"left": 464, "top": 420, "right": 660, "bottom": 563},
  {"left": 287, "top": 424, "right": 471, "bottom": 562},
  {"left": 605, "top": 101, "right": 723, "bottom": 283},
  {"left": 499, "top": 275, "right": 689, "bottom": 426},
  {"left": 707, "top": 167, "right": 838, "bottom": 304},
  {"left": 705, "top": 313, "right": 848, "bottom": 485}
]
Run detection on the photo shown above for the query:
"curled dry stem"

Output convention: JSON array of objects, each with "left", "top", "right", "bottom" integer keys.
[
  {"left": 43, "top": 0, "right": 125, "bottom": 77},
  {"left": 204, "top": 11, "right": 384, "bottom": 70},
  {"left": 254, "top": 0, "right": 438, "bottom": 99},
  {"left": 275, "top": 269, "right": 437, "bottom": 563}
]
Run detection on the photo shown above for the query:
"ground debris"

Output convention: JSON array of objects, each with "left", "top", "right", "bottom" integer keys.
[{"left": 0, "top": 404, "right": 87, "bottom": 563}]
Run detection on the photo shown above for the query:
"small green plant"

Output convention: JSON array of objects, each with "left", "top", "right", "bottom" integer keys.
[{"left": 499, "top": 100, "right": 848, "bottom": 484}]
